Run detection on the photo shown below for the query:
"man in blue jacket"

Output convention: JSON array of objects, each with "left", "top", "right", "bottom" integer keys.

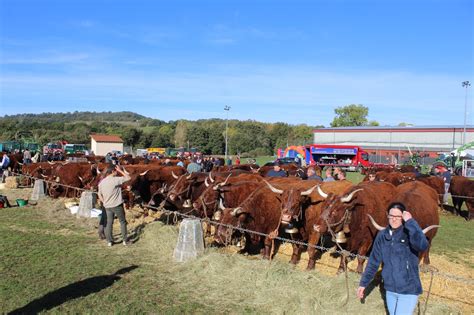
[{"left": 357, "top": 202, "right": 429, "bottom": 315}]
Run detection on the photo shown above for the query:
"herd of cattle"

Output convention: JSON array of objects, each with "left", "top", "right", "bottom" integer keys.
[{"left": 10, "top": 154, "right": 474, "bottom": 273}]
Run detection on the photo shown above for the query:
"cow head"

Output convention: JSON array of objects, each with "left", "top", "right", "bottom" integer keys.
[
  {"left": 316, "top": 186, "right": 363, "bottom": 234},
  {"left": 192, "top": 184, "right": 220, "bottom": 218},
  {"left": 264, "top": 180, "right": 318, "bottom": 229},
  {"left": 214, "top": 203, "right": 249, "bottom": 246},
  {"left": 167, "top": 173, "right": 193, "bottom": 202}
]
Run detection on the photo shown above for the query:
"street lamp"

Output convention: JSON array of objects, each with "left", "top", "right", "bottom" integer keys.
[
  {"left": 224, "top": 105, "right": 231, "bottom": 161},
  {"left": 462, "top": 81, "right": 471, "bottom": 145}
]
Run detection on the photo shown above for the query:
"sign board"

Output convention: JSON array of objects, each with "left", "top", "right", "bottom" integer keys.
[{"left": 310, "top": 147, "right": 357, "bottom": 155}]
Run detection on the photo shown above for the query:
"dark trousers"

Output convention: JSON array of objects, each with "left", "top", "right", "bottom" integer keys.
[
  {"left": 98, "top": 207, "right": 107, "bottom": 238},
  {"left": 105, "top": 204, "right": 128, "bottom": 243}
]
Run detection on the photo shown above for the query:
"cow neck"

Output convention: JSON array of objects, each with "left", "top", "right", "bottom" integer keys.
[{"left": 327, "top": 208, "right": 350, "bottom": 229}]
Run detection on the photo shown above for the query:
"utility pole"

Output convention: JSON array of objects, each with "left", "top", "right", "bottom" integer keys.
[
  {"left": 462, "top": 81, "right": 471, "bottom": 145},
  {"left": 224, "top": 105, "right": 231, "bottom": 161}
]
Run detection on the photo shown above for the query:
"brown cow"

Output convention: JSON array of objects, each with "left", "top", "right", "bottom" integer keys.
[
  {"left": 302, "top": 180, "right": 354, "bottom": 270},
  {"left": 215, "top": 183, "right": 290, "bottom": 259},
  {"left": 368, "top": 181, "right": 441, "bottom": 265},
  {"left": 416, "top": 175, "right": 444, "bottom": 205},
  {"left": 450, "top": 176, "right": 474, "bottom": 219},
  {"left": 314, "top": 181, "right": 397, "bottom": 273},
  {"left": 263, "top": 178, "right": 323, "bottom": 264}
]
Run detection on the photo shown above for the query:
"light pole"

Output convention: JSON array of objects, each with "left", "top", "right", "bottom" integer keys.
[
  {"left": 224, "top": 105, "right": 231, "bottom": 161},
  {"left": 462, "top": 81, "right": 471, "bottom": 145}
]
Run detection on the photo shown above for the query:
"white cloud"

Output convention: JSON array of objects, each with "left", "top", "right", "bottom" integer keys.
[{"left": 1, "top": 64, "right": 470, "bottom": 126}]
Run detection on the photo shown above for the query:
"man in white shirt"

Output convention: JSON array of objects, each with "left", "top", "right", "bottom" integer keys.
[{"left": 98, "top": 165, "right": 131, "bottom": 246}]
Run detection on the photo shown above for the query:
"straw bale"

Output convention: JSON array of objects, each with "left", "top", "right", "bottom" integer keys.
[{"left": 5, "top": 176, "right": 18, "bottom": 189}]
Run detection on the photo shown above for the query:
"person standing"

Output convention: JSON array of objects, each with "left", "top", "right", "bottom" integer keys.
[
  {"left": 98, "top": 165, "right": 131, "bottom": 247},
  {"left": 323, "top": 167, "right": 335, "bottom": 182},
  {"left": 306, "top": 167, "right": 323, "bottom": 181},
  {"left": 23, "top": 149, "right": 32, "bottom": 165},
  {"left": 436, "top": 165, "right": 451, "bottom": 205},
  {"left": 357, "top": 202, "right": 429, "bottom": 315},
  {"left": 336, "top": 170, "right": 347, "bottom": 181},
  {"left": 266, "top": 163, "right": 287, "bottom": 177},
  {"left": 368, "top": 173, "right": 377, "bottom": 182},
  {"left": 186, "top": 159, "right": 202, "bottom": 174}
]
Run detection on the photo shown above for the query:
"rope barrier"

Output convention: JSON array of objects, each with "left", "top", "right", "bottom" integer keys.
[{"left": 6, "top": 171, "right": 474, "bottom": 286}]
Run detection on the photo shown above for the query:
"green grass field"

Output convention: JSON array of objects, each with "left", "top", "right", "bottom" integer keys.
[{"left": 1, "top": 178, "right": 473, "bottom": 313}]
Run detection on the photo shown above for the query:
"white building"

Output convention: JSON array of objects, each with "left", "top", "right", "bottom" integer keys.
[
  {"left": 313, "top": 126, "right": 474, "bottom": 151},
  {"left": 90, "top": 134, "right": 124, "bottom": 156},
  {"left": 312, "top": 126, "right": 474, "bottom": 164}
]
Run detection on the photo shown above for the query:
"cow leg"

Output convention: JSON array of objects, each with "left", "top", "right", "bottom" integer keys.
[
  {"left": 263, "top": 237, "right": 272, "bottom": 260},
  {"left": 422, "top": 247, "right": 431, "bottom": 265},
  {"left": 290, "top": 243, "right": 302, "bottom": 264},
  {"left": 306, "top": 233, "right": 321, "bottom": 270}
]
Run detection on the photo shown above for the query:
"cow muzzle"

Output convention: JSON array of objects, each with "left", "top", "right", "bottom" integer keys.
[{"left": 281, "top": 213, "right": 292, "bottom": 225}]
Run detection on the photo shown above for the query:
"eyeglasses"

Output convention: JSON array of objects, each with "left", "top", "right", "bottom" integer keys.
[{"left": 387, "top": 214, "right": 403, "bottom": 219}]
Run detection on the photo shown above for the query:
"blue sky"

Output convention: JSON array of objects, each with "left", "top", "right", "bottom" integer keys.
[{"left": 0, "top": 0, "right": 472, "bottom": 126}]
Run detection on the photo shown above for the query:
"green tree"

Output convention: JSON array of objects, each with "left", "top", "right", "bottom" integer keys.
[
  {"left": 330, "top": 104, "right": 379, "bottom": 127},
  {"left": 120, "top": 127, "right": 143, "bottom": 146}
]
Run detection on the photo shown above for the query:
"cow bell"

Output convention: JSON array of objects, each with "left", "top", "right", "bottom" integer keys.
[
  {"left": 182, "top": 199, "right": 192, "bottom": 208},
  {"left": 285, "top": 223, "right": 299, "bottom": 234},
  {"left": 332, "top": 231, "right": 348, "bottom": 243},
  {"left": 343, "top": 224, "right": 350, "bottom": 234}
]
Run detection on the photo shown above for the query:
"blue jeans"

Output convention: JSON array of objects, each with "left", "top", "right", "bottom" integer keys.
[{"left": 386, "top": 291, "right": 419, "bottom": 315}]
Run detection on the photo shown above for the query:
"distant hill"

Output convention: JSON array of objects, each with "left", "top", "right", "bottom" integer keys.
[
  {"left": 1, "top": 111, "right": 148, "bottom": 123},
  {"left": 0, "top": 111, "right": 317, "bottom": 156}
]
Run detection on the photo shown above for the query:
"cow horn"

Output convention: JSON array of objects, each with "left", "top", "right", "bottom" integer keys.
[
  {"left": 249, "top": 165, "right": 255, "bottom": 170},
  {"left": 301, "top": 184, "right": 319, "bottom": 196},
  {"left": 340, "top": 188, "right": 363, "bottom": 203},
  {"left": 422, "top": 225, "right": 441, "bottom": 234},
  {"left": 41, "top": 174, "right": 47, "bottom": 178},
  {"left": 209, "top": 171, "right": 215, "bottom": 183},
  {"left": 48, "top": 161, "right": 55, "bottom": 165},
  {"left": 231, "top": 207, "right": 243, "bottom": 217},
  {"left": 367, "top": 214, "right": 385, "bottom": 231},
  {"left": 220, "top": 174, "right": 232, "bottom": 186},
  {"left": 55, "top": 176, "right": 60, "bottom": 183},
  {"left": 186, "top": 173, "right": 192, "bottom": 179},
  {"left": 18, "top": 162, "right": 23, "bottom": 166},
  {"left": 78, "top": 176, "right": 83, "bottom": 183},
  {"left": 204, "top": 178, "right": 210, "bottom": 187},
  {"left": 317, "top": 186, "right": 328, "bottom": 199},
  {"left": 140, "top": 170, "right": 149, "bottom": 176},
  {"left": 171, "top": 171, "right": 179, "bottom": 179},
  {"left": 219, "top": 199, "right": 225, "bottom": 210},
  {"left": 264, "top": 180, "right": 283, "bottom": 194}
]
